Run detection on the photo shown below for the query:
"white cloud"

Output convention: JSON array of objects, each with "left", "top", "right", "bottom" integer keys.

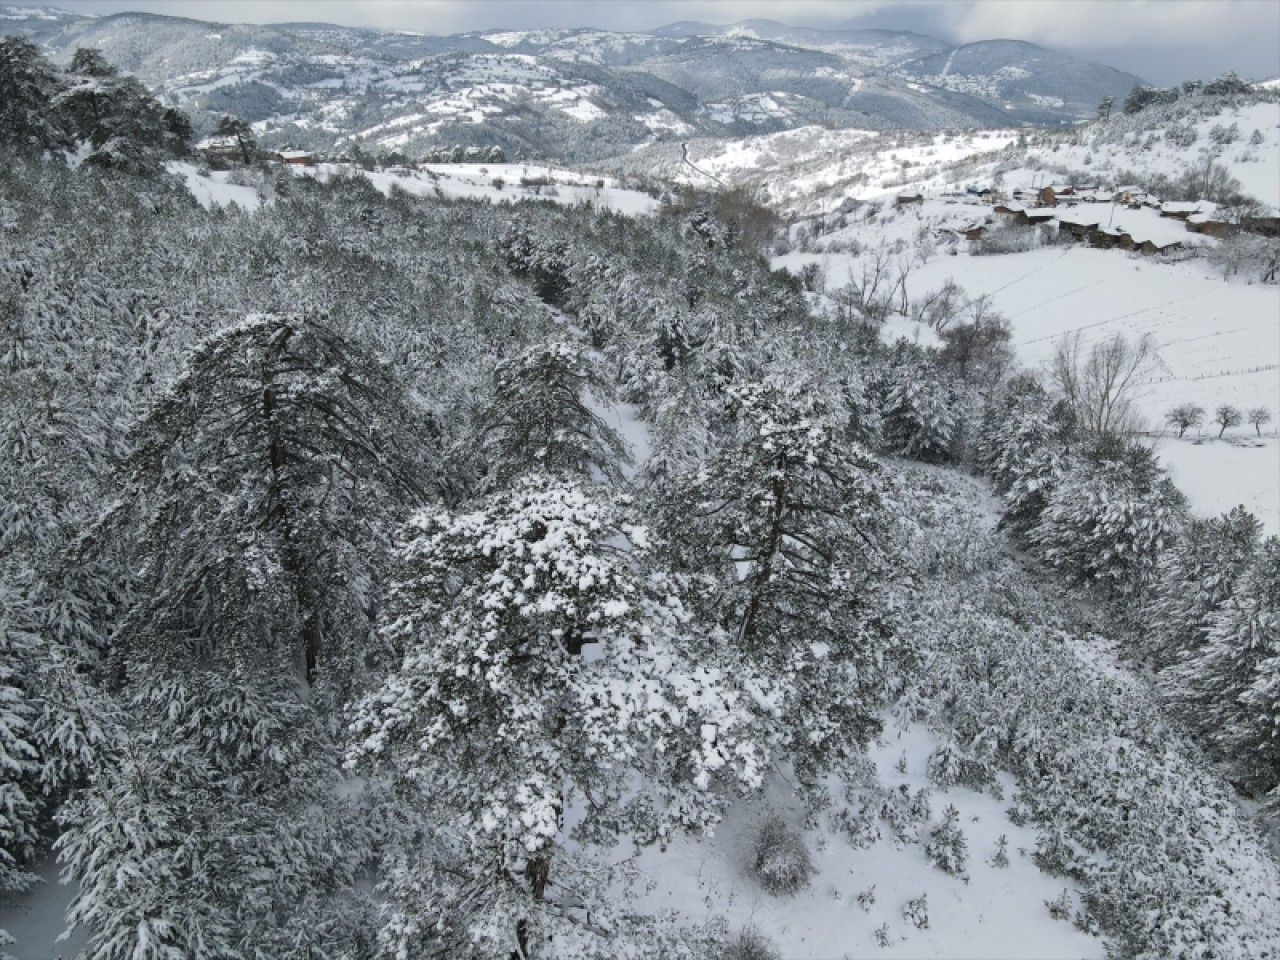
[{"left": 948, "top": 0, "right": 1278, "bottom": 52}]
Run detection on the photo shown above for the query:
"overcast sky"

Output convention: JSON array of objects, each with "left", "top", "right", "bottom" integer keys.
[{"left": 46, "top": 0, "right": 1280, "bottom": 86}]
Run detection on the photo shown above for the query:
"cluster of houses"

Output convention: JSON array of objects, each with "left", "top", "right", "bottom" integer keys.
[{"left": 899, "top": 181, "right": 1279, "bottom": 256}]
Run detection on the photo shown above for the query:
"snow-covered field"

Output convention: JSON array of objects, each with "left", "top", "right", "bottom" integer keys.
[{"left": 784, "top": 239, "right": 1280, "bottom": 533}]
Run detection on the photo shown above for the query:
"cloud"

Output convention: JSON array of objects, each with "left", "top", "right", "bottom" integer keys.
[
  {"left": 948, "top": 0, "right": 1278, "bottom": 52},
  {"left": 54, "top": 0, "right": 920, "bottom": 34}
]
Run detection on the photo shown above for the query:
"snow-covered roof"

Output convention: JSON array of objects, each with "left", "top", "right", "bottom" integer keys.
[{"left": 1160, "top": 201, "right": 1204, "bottom": 215}]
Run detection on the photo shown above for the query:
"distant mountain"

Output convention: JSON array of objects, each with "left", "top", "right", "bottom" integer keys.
[
  {"left": 0, "top": 7, "right": 1146, "bottom": 162},
  {"left": 651, "top": 19, "right": 949, "bottom": 71},
  {"left": 903, "top": 39, "right": 1145, "bottom": 124}
]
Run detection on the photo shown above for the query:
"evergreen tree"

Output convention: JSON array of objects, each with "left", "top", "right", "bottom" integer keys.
[
  {"left": 0, "top": 594, "right": 40, "bottom": 904},
  {"left": 1228, "top": 539, "right": 1280, "bottom": 802},
  {"left": 1142, "top": 507, "right": 1261, "bottom": 669},
  {"left": 0, "top": 37, "right": 71, "bottom": 155},
  {"left": 1164, "top": 538, "right": 1280, "bottom": 789},
  {"left": 59, "top": 668, "right": 378, "bottom": 960},
  {"left": 875, "top": 341, "right": 958, "bottom": 463},
  {"left": 1029, "top": 435, "right": 1186, "bottom": 591},
  {"left": 979, "top": 376, "right": 1075, "bottom": 534},
  {"left": 113, "top": 312, "right": 433, "bottom": 686},
  {"left": 650, "top": 378, "right": 898, "bottom": 786},
  {"left": 214, "top": 114, "right": 256, "bottom": 164},
  {"left": 479, "top": 340, "right": 630, "bottom": 488},
  {"left": 57, "top": 51, "right": 188, "bottom": 174},
  {"left": 349, "top": 476, "right": 767, "bottom": 957}
]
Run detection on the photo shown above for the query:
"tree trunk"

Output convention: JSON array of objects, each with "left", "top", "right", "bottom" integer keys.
[
  {"left": 261, "top": 326, "right": 320, "bottom": 684},
  {"left": 739, "top": 469, "right": 787, "bottom": 651},
  {"left": 513, "top": 856, "right": 551, "bottom": 959}
]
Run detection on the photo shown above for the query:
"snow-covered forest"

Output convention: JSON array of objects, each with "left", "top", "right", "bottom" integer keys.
[{"left": 3, "top": 36, "right": 1280, "bottom": 960}]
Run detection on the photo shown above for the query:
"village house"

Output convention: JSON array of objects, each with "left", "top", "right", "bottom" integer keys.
[
  {"left": 897, "top": 190, "right": 923, "bottom": 205},
  {"left": 1186, "top": 212, "right": 1236, "bottom": 238},
  {"left": 199, "top": 135, "right": 244, "bottom": 165},
  {"left": 1137, "top": 238, "right": 1183, "bottom": 256},
  {"left": 1160, "top": 201, "right": 1204, "bottom": 220},
  {"left": 1088, "top": 227, "right": 1128, "bottom": 249},
  {"left": 275, "top": 149, "right": 313, "bottom": 165}
]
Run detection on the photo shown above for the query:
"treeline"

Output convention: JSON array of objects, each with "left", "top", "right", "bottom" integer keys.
[
  {"left": 977, "top": 337, "right": 1280, "bottom": 816},
  {"left": 0, "top": 37, "right": 190, "bottom": 174}
]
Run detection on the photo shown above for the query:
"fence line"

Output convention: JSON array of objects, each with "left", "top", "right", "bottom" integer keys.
[{"left": 1142, "top": 363, "right": 1279, "bottom": 384}]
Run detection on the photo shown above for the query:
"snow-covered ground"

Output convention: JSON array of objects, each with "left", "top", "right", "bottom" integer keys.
[
  {"left": 172, "top": 161, "right": 264, "bottom": 210},
  {"left": 779, "top": 214, "right": 1279, "bottom": 534},
  {"left": 1, "top": 857, "right": 89, "bottom": 960},
  {"left": 627, "top": 722, "right": 1103, "bottom": 958}
]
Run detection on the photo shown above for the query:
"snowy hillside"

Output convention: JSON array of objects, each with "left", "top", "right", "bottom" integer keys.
[
  {"left": 758, "top": 91, "right": 1280, "bottom": 533},
  {"left": 0, "top": 6, "right": 1145, "bottom": 162},
  {"left": 4, "top": 29, "right": 1280, "bottom": 960}
]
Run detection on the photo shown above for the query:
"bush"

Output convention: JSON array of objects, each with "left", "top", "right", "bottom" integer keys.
[
  {"left": 718, "top": 927, "right": 782, "bottom": 960},
  {"left": 903, "top": 893, "right": 930, "bottom": 929},
  {"left": 925, "top": 804, "right": 969, "bottom": 876},
  {"left": 753, "top": 815, "right": 815, "bottom": 895}
]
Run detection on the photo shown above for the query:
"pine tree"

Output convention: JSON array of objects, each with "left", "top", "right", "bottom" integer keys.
[
  {"left": 57, "top": 50, "right": 188, "bottom": 174},
  {"left": 925, "top": 804, "right": 968, "bottom": 876},
  {"left": 979, "top": 376, "right": 1075, "bottom": 534},
  {"left": 1143, "top": 507, "right": 1261, "bottom": 669},
  {"left": 1029, "top": 435, "right": 1187, "bottom": 591},
  {"left": 649, "top": 378, "right": 898, "bottom": 784},
  {"left": 1165, "top": 538, "right": 1280, "bottom": 791},
  {"left": 479, "top": 340, "right": 630, "bottom": 488},
  {"left": 57, "top": 314, "right": 434, "bottom": 958},
  {"left": 349, "top": 476, "right": 768, "bottom": 957},
  {"left": 0, "top": 37, "right": 72, "bottom": 155},
  {"left": 1230, "top": 540, "right": 1280, "bottom": 801},
  {"left": 0, "top": 594, "right": 40, "bottom": 903},
  {"left": 114, "top": 312, "right": 433, "bottom": 686},
  {"left": 59, "top": 669, "right": 377, "bottom": 960},
  {"left": 875, "top": 341, "right": 958, "bottom": 463}
]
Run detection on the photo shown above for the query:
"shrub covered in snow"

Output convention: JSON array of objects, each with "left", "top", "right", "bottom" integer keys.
[
  {"left": 753, "top": 815, "right": 815, "bottom": 895},
  {"left": 717, "top": 926, "right": 782, "bottom": 960},
  {"left": 924, "top": 804, "right": 969, "bottom": 876}
]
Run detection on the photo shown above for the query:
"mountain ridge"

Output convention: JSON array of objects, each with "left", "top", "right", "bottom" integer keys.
[{"left": 0, "top": 6, "right": 1146, "bottom": 161}]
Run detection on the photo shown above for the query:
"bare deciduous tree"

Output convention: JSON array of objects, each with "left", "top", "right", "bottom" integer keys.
[
  {"left": 1048, "top": 331, "right": 1158, "bottom": 437},
  {"left": 1214, "top": 404, "right": 1243, "bottom": 437},
  {"left": 1246, "top": 406, "right": 1272, "bottom": 436},
  {"left": 1165, "top": 403, "right": 1206, "bottom": 438}
]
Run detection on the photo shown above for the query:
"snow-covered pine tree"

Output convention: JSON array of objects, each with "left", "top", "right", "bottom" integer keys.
[
  {"left": 924, "top": 804, "right": 968, "bottom": 876},
  {"left": 56, "top": 49, "right": 188, "bottom": 174},
  {"left": 1164, "top": 537, "right": 1280, "bottom": 790},
  {"left": 1227, "top": 538, "right": 1280, "bottom": 804},
  {"left": 479, "top": 340, "right": 630, "bottom": 488},
  {"left": 112, "top": 312, "right": 433, "bottom": 686},
  {"left": 1028, "top": 434, "right": 1187, "bottom": 591},
  {"left": 0, "top": 37, "right": 72, "bottom": 156},
  {"left": 978, "top": 375, "right": 1076, "bottom": 534},
  {"left": 58, "top": 669, "right": 379, "bottom": 960},
  {"left": 349, "top": 476, "right": 769, "bottom": 958},
  {"left": 649, "top": 377, "right": 898, "bottom": 790},
  {"left": 0, "top": 592, "right": 40, "bottom": 904},
  {"left": 58, "top": 313, "right": 435, "bottom": 958},
  {"left": 875, "top": 340, "right": 958, "bottom": 463},
  {"left": 1142, "top": 506, "right": 1261, "bottom": 670}
]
